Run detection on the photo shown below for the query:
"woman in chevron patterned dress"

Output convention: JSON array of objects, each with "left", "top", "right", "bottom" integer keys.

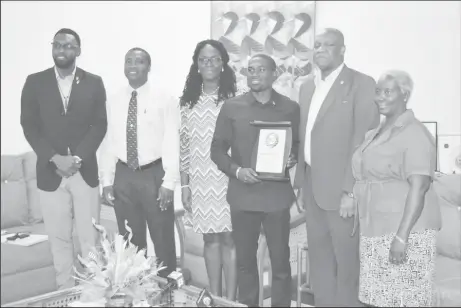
[{"left": 179, "top": 39, "right": 242, "bottom": 301}]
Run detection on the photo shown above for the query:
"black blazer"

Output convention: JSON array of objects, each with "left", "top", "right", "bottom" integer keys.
[{"left": 20, "top": 67, "right": 107, "bottom": 192}]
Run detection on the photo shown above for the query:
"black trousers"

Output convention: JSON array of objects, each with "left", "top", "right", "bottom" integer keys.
[
  {"left": 113, "top": 161, "right": 176, "bottom": 278},
  {"left": 231, "top": 208, "right": 291, "bottom": 307}
]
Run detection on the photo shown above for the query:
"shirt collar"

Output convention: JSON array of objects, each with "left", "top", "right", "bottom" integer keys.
[
  {"left": 128, "top": 81, "right": 150, "bottom": 96},
  {"left": 54, "top": 65, "right": 77, "bottom": 80},
  {"left": 314, "top": 62, "right": 345, "bottom": 86},
  {"left": 393, "top": 109, "right": 416, "bottom": 128},
  {"left": 245, "top": 89, "right": 279, "bottom": 106},
  {"left": 375, "top": 109, "right": 416, "bottom": 133}
]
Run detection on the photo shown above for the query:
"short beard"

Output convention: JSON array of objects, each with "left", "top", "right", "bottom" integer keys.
[{"left": 53, "top": 58, "right": 75, "bottom": 69}]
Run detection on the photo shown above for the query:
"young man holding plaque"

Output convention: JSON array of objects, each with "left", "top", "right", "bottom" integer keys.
[{"left": 211, "top": 54, "right": 300, "bottom": 307}]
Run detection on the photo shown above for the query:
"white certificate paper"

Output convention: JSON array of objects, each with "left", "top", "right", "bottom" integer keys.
[{"left": 255, "top": 129, "right": 286, "bottom": 174}]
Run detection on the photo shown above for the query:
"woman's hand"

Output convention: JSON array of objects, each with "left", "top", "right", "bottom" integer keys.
[
  {"left": 389, "top": 236, "right": 408, "bottom": 265},
  {"left": 181, "top": 186, "right": 192, "bottom": 213}
]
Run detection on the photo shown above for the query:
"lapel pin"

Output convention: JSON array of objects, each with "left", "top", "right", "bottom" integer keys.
[
  {"left": 342, "top": 100, "right": 348, "bottom": 104},
  {"left": 340, "top": 80, "right": 344, "bottom": 85},
  {"left": 76, "top": 76, "right": 80, "bottom": 84}
]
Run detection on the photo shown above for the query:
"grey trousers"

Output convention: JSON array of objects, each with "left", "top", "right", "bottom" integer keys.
[
  {"left": 39, "top": 171, "right": 100, "bottom": 289},
  {"left": 302, "top": 166, "right": 362, "bottom": 307}
]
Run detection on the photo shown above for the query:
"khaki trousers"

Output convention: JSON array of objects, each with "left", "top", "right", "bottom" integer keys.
[{"left": 39, "top": 171, "right": 100, "bottom": 289}]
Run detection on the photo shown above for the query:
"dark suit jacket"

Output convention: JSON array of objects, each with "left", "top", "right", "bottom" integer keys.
[
  {"left": 293, "top": 65, "right": 379, "bottom": 210},
  {"left": 20, "top": 67, "right": 107, "bottom": 192},
  {"left": 210, "top": 90, "right": 300, "bottom": 212}
]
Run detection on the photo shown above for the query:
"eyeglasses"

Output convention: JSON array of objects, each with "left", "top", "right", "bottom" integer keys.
[
  {"left": 198, "top": 57, "right": 222, "bottom": 66},
  {"left": 51, "top": 42, "right": 78, "bottom": 50}
]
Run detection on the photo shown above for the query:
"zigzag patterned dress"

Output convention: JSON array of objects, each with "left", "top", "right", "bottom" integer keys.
[{"left": 180, "top": 94, "right": 232, "bottom": 234}]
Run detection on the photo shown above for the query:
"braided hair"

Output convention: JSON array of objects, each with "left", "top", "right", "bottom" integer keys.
[{"left": 179, "top": 39, "right": 237, "bottom": 109}]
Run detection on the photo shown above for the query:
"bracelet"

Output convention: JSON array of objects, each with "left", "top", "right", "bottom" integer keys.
[
  {"left": 235, "top": 167, "right": 242, "bottom": 179},
  {"left": 395, "top": 235, "right": 407, "bottom": 245},
  {"left": 181, "top": 185, "right": 189, "bottom": 188}
]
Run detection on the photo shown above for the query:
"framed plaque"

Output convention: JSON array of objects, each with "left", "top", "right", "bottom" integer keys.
[{"left": 250, "top": 120, "right": 292, "bottom": 181}]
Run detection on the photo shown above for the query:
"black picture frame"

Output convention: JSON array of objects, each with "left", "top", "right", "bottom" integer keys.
[
  {"left": 422, "top": 121, "right": 439, "bottom": 171},
  {"left": 250, "top": 121, "right": 292, "bottom": 181}
]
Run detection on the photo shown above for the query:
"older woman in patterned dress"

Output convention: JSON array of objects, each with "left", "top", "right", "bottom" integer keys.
[
  {"left": 179, "top": 39, "right": 241, "bottom": 300},
  {"left": 351, "top": 70, "right": 442, "bottom": 307}
]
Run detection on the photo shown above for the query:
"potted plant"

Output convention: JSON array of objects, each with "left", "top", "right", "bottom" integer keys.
[{"left": 71, "top": 219, "right": 164, "bottom": 307}]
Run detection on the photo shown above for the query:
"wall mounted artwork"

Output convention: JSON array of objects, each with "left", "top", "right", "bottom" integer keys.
[{"left": 211, "top": 1, "right": 316, "bottom": 101}]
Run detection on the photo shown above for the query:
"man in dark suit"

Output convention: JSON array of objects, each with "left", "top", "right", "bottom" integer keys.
[
  {"left": 293, "top": 28, "right": 380, "bottom": 306},
  {"left": 211, "top": 54, "right": 300, "bottom": 307},
  {"left": 20, "top": 28, "right": 107, "bottom": 289}
]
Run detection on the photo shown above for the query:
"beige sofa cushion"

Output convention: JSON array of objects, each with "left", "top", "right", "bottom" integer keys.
[
  {"left": 22, "top": 152, "right": 42, "bottom": 223},
  {"left": 1, "top": 155, "right": 29, "bottom": 228},
  {"left": 434, "top": 175, "right": 461, "bottom": 260}
]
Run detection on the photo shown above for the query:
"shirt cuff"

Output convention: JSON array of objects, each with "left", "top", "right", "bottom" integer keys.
[
  {"left": 161, "top": 180, "right": 176, "bottom": 191},
  {"left": 101, "top": 177, "right": 114, "bottom": 188}
]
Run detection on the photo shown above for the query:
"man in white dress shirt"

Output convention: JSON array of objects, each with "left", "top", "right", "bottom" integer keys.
[
  {"left": 99, "top": 47, "right": 180, "bottom": 277},
  {"left": 293, "top": 28, "right": 379, "bottom": 306}
]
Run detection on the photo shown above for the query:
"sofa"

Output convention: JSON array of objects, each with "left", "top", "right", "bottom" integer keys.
[
  {"left": 0, "top": 152, "right": 118, "bottom": 305},
  {"left": 433, "top": 174, "right": 461, "bottom": 307}
]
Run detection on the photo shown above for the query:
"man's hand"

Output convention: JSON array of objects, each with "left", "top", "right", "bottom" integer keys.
[
  {"left": 295, "top": 188, "right": 305, "bottom": 212},
  {"left": 286, "top": 153, "right": 297, "bottom": 169},
  {"left": 51, "top": 155, "right": 80, "bottom": 176},
  {"left": 339, "top": 192, "right": 355, "bottom": 219},
  {"left": 103, "top": 186, "right": 115, "bottom": 206},
  {"left": 237, "top": 168, "right": 261, "bottom": 184},
  {"left": 181, "top": 186, "right": 193, "bottom": 213},
  {"left": 158, "top": 186, "right": 174, "bottom": 211}
]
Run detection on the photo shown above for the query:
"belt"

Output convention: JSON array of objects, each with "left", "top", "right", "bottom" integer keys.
[
  {"left": 351, "top": 179, "right": 393, "bottom": 236},
  {"left": 118, "top": 158, "right": 162, "bottom": 171}
]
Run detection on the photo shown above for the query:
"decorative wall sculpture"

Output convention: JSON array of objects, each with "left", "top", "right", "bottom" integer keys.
[{"left": 211, "top": 1, "right": 316, "bottom": 101}]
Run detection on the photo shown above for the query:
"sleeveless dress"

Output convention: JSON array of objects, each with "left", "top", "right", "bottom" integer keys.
[{"left": 179, "top": 94, "right": 232, "bottom": 233}]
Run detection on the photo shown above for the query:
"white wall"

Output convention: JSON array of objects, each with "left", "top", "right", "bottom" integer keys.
[
  {"left": 1, "top": 0, "right": 210, "bottom": 155},
  {"left": 316, "top": 0, "right": 461, "bottom": 172},
  {"left": 2, "top": 1, "right": 460, "bottom": 171}
]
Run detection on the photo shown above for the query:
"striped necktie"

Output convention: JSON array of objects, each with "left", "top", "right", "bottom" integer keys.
[{"left": 126, "top": 90, "right": 139, "bottom": 169}]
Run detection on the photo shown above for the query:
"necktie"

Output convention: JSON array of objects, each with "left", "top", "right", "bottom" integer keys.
[{"left": 126, "top": 90, "right": 139, "bottom": 169}]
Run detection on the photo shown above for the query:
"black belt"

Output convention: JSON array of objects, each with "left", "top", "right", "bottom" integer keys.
[{"left": 118, "top": 158, "right": 162, "bottom": 171}]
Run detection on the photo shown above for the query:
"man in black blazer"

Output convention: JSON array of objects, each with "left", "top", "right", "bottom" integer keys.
[
  {"left": 211, "top": 54, "right": 300, "bottom": 307},
  {"left": 20, "top": 28, "right": 107, "bottom": 289}
]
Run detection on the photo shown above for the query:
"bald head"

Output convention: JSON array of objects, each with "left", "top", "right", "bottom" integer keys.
[
  {"left": 317, "top": 28, "right": 345, "bottom": 47},
  {"left": 314, "top": 28, "right": 346, "bottom": 74}
]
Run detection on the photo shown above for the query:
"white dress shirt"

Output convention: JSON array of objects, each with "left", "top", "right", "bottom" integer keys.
[
  {"left": 99, "top": 81, "right": 180, "bottom": 190},
  {"left": 54, "top": 65, "right": 76, "bottom": 111},
  {"left": 304, "top": 63, "right": 345, "bottom": 165},
  {"left": 54, "top": 65, "right": 77, "bottom": 157}
]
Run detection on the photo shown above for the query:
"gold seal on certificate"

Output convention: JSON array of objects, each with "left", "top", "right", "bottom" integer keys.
[{"left": 250, "top": 121, "right": 292, "bottom": 181}]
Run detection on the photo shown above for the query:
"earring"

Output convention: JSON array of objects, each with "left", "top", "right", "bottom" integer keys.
[{"left": 198, "top": 69, "right": 200, "bottom": 73}]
